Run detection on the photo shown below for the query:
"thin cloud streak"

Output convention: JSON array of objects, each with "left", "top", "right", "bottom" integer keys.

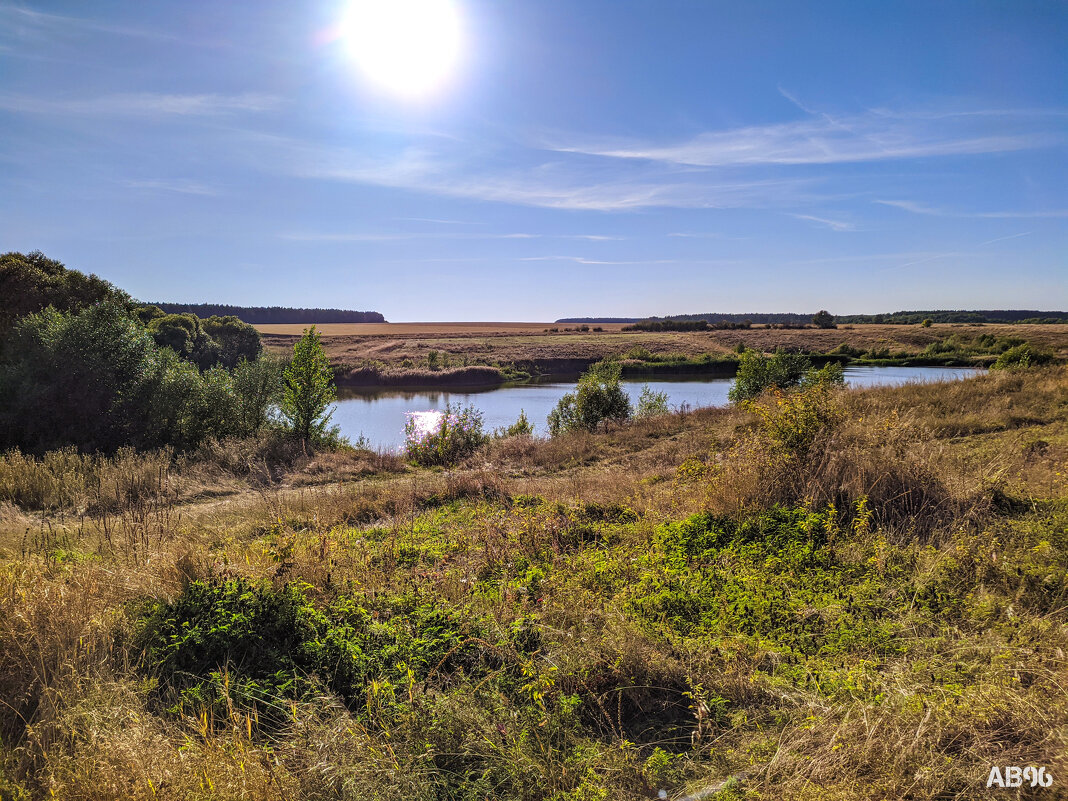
[
  {"left": 876, "top": 199, "right": 1068, "bottom": 218},
  {"left": 0, "top": 92, "right": 281, "bottom": 117},
  {"left": 552, "top": 107, "right": 1062, "bottom": 167},
  {"left": 278, "top": 232, "right": 622, "bottom": 242},
  {"left": 0, "top": 4, "right": 180, "bottom": 42},
  {"left": 280, "top": 141, "right": 814, "bottom": 211},
  {"left": 790, "top": 213, "right": 856, "bottom": 231},
  {"left": 121, "top": 179, "right": 218, "bottom": 196},
  {"left": 978, "top": 231, "right": 1033, "bottom": 246}
]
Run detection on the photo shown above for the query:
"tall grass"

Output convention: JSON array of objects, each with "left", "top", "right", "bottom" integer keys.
[{"left": 0, "top": 367, "right": 1065, "bottom": 799}]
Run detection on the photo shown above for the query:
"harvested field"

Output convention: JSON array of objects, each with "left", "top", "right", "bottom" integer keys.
[{"left": 258, "top": 322, "right": 1068, "bottom": 378}]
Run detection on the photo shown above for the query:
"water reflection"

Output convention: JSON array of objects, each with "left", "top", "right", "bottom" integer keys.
[{"left": 331, "top": 366, "right": 983, "bottom": 451}]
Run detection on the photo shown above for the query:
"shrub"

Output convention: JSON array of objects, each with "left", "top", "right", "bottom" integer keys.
[
  {"left": 547, "top": 361, "right": 631, "bottom": 436},
  {"left": 405, "top": 403, "right": 487, "bottom": 466},
  {"left": 728, "top": 348, "right": 831, "bottom": 403},
  {"left": 991, "top": 343, "right": 1054, "bottom": 370},
  {"left": 746, "top": 384, "right": 843, "bottom": 459},
  {"left": 921, "top": 318, "right": 932, "bottom": 327},
  {"left": 635, "top": 385, "right": 669, "bottom": 418},
  {"left": 495, "top": 409, "right": 535, "bottom": 438}
]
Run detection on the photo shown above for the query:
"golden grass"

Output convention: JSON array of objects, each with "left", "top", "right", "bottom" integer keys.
[
  {"left": 257, "top": 322, "right": 1068, "bottom": 377},
  {"left": 0, "top": 367, "right": 1066, "bottom": 799}
]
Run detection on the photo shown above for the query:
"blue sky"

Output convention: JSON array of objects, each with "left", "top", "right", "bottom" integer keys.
[{"left": 1, "top": 0, "right": 1065, "bottom": 320}]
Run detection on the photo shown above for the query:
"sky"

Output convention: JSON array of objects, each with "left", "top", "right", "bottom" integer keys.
[{"left": 1, "top": 0, "right": 1066, "bottom": 321}]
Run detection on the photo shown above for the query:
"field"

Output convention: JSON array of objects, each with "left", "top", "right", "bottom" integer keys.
[
  {"left": 256, "top": 322, "right": 1068, "bottom": 386},
  {"left": 2, "top": 366, "right": 1067, "bottom": 799}
]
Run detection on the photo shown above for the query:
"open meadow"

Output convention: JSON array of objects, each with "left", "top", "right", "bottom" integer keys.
[
  {"left": 257, "top": 322, "right": 1068, "bottom": 386},
  {"left": 2, "top": 365, "right": 1067, "bottom": 800}
]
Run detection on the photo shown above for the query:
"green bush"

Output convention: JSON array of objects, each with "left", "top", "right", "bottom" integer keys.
[
  {"left": 547, "top": 361, "right": 631, "bottom": 436},
  {"left": 635, "top": 385, "right": 669, "bottom": 418},
  {"left": 991, "top": 343, "right": 1054, "bottom": 370},
  {"left": 137, "top": 579, "right": 500, "bottom": 730},
  {"left": 0, "top": 302, "right": 281, "bottom": 453},
  {"left": 728, "top": 349, "right": 842, "bottom": 403},
  {"left": 406, "top": 403, "right": 487, "bottom": 466},
  {"left": 495, "top": 409, "right": 535, "bottom": 438}
]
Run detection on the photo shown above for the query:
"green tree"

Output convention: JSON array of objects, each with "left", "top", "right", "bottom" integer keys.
[
  {"left": 728, "top": 349, "right": 843, "bottom": 403},
  {"left": 812, "top": 310, "right": 836, "bottom": 329},
  {"left": 0, "top": 250, "right": 131, "bottom": 337},
  {"left": 201, "top": 315, "right": 262, "bottom": 368},
  {"left": 547, "top": 360, "right": 631, "bottom": 436},
  {"left": 280, "top": 326, "right": 336, "bottom": 443}
]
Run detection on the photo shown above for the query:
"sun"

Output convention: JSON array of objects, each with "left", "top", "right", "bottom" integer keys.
[{"left": 342, "top": 0, "right": 463, "bottom": 100}]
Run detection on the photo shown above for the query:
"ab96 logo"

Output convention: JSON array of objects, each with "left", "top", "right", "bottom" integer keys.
[{"left": 987, "top": 766, "right": 1054, "bottom": 789}]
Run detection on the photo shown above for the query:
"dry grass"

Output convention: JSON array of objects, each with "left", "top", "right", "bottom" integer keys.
[
  {"left": 258, "top": 322, "right": 1068, "bottom": 377},
  {"left": 0, "top": 367, "right": 1066, "bottom": 799}
]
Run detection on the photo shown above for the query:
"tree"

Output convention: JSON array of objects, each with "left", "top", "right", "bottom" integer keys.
[
  {"left": 0, "top": 250, "right": 131, "bottom": 337},
  {"left": 547, "top": 360, "right": 631, "bottom": 436},
  {"left": 728, "top": 349, "right": 842, "bottom": 403},
  {"left": 812, "top": 310, "right": 836, "bottom": 329},
  {"left": 280, "top": 326, "right": 336, "bottom": 443}
]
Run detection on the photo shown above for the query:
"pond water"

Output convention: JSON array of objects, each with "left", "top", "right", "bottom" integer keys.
[{"left": 331, "top": 365, "right": 983, "bottom": 451}]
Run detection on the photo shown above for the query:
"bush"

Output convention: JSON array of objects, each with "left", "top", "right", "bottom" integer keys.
[
  {"left": 405, "top": 404, "right": 487, "bottom": 466},
  {"left": 547, "top": 361, "right": 631, "bottom": 436},
  {"left": 991, "top": 343, "right": 1054, "bottom": 370},
  {"left": 728, "top": 349, "right": 817, "bottom": 403},
  {"left": 495, "top": 409, "right": 535, "bottom": 438},
  {"left": 635, "top": 385, "right": 669, "bottom": 418}
]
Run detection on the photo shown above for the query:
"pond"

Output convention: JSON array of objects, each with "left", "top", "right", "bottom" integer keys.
[{"left": 330, "top": 365, "right": 984, "bottom": 451}]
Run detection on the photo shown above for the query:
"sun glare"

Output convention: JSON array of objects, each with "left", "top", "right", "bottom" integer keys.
[{"left": 342, "top": 0, "right": 463, "bottom": 100}]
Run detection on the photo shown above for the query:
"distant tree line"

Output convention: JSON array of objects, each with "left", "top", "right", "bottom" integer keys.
[
  {"left": 149, "top": 303, "right": 386, "bottom": 324},
  {"left": 835, "top": 310, "right": 1068, "bottom": 325}
]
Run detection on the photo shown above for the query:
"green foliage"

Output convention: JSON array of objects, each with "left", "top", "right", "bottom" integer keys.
[
  {"left": 0, "top": 250, "right": 131, "bottom": 337},
  {"left": 147, "top": 313, "right": 261, "bottom": 370},
  {"left": 635, "top": 385, "right": 670, "bottom": 418},
  {"left": 547, "top": 361, "right": 631, "bottom": 436},
  {"left": 746, "top": 383, "right": 843, "bottom": 458},
  {"left": 138, "top": 579, "right": 508, "bottom": 731},
  {"left": 728, "top": 348, "right": 839, "bottom": 403},
  {"left": 495, "top": 408, "right": 535, "bottom": 438},
  {"left": 0, "top": 303, "right": 280, "bottom": 453},
  {"left": 920, "top": 318, "right": 933, "bottom": 327},
  {"left": 812, "top": 309, "right": 837, "bottom": 328},
  {"left": 280, "top": 326, "right": 337, "bottom": 443},
  {"left": 991, "top": 343, "right": 1055, "bottom": 370},
  {"left": 201, "top": 315, "right": 262, "bottom": 367},
  {"left": 406, "top": 404, "right": 488, "bottom": 466},
  {"left": 230, "top": 355, "right": 284, "bottom": 436}
]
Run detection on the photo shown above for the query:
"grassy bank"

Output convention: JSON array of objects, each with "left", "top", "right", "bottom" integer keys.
[{"left": 1, "top": 367, "right": 1067, "bottom": 799}]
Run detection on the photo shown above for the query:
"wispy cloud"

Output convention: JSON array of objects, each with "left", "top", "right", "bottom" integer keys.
[
  {"left": 551, "top": 107, "right": 1062, "bottom": 167},
  {"left": 121, "top": 179, "right": 218, "bottom": 195},
  {"left": 789, "top": 213, "right": 856, "bottom": 231},
  {"left": 978, "top": 231, "right": 1033, "bottom": 246},
  {"left": 275, "top": 139, "right": 813, "bottom": 211},
  {"left": 0, "top": 4, "right": 179, "bottom": 42},
  {"left": 875, "top": 199, "right": 1068, "bottom": 218},
  {"left": 279, "top": 231, "right": 623, "bottom": 242},
  {"left": 0, "top": 91, "right": 280, "bottom": 117},
  {"left": 667, "top": 232, "right": 722, "bottom": 239},
  {"left": 516, "top": 256, "right": 679, "bottom": 265}
]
